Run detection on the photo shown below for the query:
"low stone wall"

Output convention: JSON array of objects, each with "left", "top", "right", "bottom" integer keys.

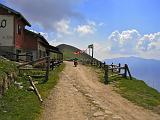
[
  {"left": 0, "top": 56, "right": 18, "bottom": 97},
  {"left": 0, "top": 72, "right": 17, "bottom": 97},
  {"left": 0, "top": 47, "right": 16, "bottom": 60}
]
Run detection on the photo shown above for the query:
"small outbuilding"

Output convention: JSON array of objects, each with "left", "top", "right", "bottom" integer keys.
[
  {"left": 0, "top": 3, "right": 31, "bottom": 59},
  {"left": 23, "top": 29, "right": 50, "bottom": 61},
  {"left": 0, "top": 3, "right": 63, "bottom": 62}
]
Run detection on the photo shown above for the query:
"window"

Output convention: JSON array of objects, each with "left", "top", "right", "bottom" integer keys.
[
  {"left": 17, "top": 25, "right": 21, "bottom": 35},
  {"left": 43, "top": 51, "right": 46, "bottom": 57},
  {"left": 39, "top": 50, "right": 42, "bottom": 58},
  {"left": 16, "top": 49, "right": 21, "bottom": 54}
]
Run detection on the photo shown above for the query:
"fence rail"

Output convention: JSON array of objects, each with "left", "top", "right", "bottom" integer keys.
[
  {"left": 80, "top": 59, "right": 132, "bottom": 84},
  {"left": 2, "top": 51, "right": 33, "bottom": 62},
  {"left": 18, "top": 56, "right": 63, "bottom": 82}
]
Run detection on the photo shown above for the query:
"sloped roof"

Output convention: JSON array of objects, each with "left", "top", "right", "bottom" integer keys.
[
  {"left": 48, "top": 45, "right": 62, "bottom": 53},
  {"left": 0, "top": 3, "right": 31, "bottom": 27},
  {"left": 24, "top": 29, "right": 49, "bottom": 45},
  {"left": 24, "top": 29, "right": 61, "bottom": 53}
]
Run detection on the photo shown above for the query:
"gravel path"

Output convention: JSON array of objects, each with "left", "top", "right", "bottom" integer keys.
[{"left": 40, "top": 61, "right": 160, "bottom": 120}]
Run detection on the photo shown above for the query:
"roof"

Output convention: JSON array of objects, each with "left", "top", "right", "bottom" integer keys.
[
  {"left": 0, "top": 3, "right": 31, "bottom": 27},
  {"left": 24, "top": 29, "right": 61, "bottom": 53},
  {"left": 48, "top": 45, "right": 62, "bottom": 53},
  {"left": 24, "top": 29, "right": 49, "bottom": 46}
]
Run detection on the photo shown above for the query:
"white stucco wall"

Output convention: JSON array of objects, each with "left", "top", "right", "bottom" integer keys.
[{"left": 0, "top": 15, "right": 14, "bottom": 46}]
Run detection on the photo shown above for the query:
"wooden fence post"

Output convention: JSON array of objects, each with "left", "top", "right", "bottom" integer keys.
[
  {"left": 118, "top": 63, "right": 121, "bottom": 73},
  {"left": 124, "top": 64, "right": 127, "bottom": 78},
  {"left": 111, "top": 63, "right": 113, "bottom": 73},
  {"left": 126, "top": 64, "right": 132, "bottom": 80},
  {"left": 102, "top": 62, "right": 105, "bottom": 69},
  {"left": 97, "top": 61, "right": 99, "bottom": 67},
  {"left": 45, "top": 56, "right": 50, "bottom": 82},
  {"left": 16, "top": 53, "right": 19, "bottom": 62},
  {"left": 28, "top": 76, "right": 43, "bottom": 102},
  {"left": 99, "top": 62, "right": 102, "bottom": 68},
  {"left": 30, "top": 54, "right": 33, "bottom": 62},
  {"left": 50, "top": 59, "right": 54, "bottom": 70},
  {"left": 104, "top": 64, "right": 109, "bottom": 84},
  {"left": 90, "top": 59, "right": 92, "bottom": 65}
]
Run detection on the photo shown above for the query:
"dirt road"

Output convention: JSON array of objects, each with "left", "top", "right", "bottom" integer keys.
[{"left": 40, "top": 61, "right": 160, "bottom": 120}]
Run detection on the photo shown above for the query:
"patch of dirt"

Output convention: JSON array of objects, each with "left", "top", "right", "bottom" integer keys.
[{"left": 40, "top": 61, "right": 160, "bottom": 120}]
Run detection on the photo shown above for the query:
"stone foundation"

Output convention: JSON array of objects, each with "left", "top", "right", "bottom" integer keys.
[{"left": 0, "top": 72, "right": 17, "bottom": 97}]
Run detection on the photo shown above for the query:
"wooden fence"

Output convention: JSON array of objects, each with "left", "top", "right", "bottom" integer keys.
[
  {"left": 2, "top": 51, "right": 33, "bottom": 62},
  {"left": 80, "top": 59, "right": 132, "bottom": 84},
  {"left": 18, "top": 56, "right": 63, "bottom": 82},
  {"left": 18, "top": 56, "right": 63, "bottom": 102}
]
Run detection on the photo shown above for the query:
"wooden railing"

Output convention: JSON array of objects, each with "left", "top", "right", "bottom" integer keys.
[
  {"left": 18, "top": 56, "right": 63, "bottom": 82},
  {"left": 18, "top": 56, "right": 63, "bottom": 102},
  {"left": 2, "top": 51, "right": 33, "bottom": 62},
  {"left": 80, "top": 59, "right": 132, "bottom": 84}
]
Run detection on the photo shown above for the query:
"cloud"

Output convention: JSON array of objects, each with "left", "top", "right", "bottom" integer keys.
[
  {"left": 98, "top": 22, "right": 105, "bottom": 26},
  {"left": 93, "top": 42, "right": 130, "bottom": 60},
  {"left": 5, "top": 0, "right": 84, "bottom": 31},
  {"left": 106, "top": 29, "right": 160, "bottom": 59},
  {"left": 75, "top": 20, "right": 97, "bottom": 35},
  {"left": 137, "top": 32, "right": 160, "bottom": 51},
  {"left": 54, "top": 19, "right": 71, "bottom": 34},
  {"left": 87, "top": 20, "right": 96, "bottom": 26},
  {"left": 107, "top": 29, "right": 141, "bottom": 54},
  {"left": 75, "top": 25, "right": 95, "bottom": 35}
]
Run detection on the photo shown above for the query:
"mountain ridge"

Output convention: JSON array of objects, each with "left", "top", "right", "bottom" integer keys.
[{"left": 57, "top": 44, "right": 93, "bottom": 60}]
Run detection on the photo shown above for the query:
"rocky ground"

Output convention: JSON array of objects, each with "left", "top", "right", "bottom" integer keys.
[{"left": 40, "top": 61, "right": 160, "bottom": 120}]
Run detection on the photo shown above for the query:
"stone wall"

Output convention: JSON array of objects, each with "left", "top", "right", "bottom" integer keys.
[
  {"left": 0, "top": 72, "right": 17, "bottom": 97},
  {"left": 0, "top": 46, "right": 16, "bottom": 60},
  {"left": 0, "top": 56, "right": 17, "bottom": 97}
]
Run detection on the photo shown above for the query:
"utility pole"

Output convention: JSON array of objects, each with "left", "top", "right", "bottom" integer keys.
[
  {"left": 88, "top": 44, "right": 94, "bottom": 64},
  {"left": 89, "top": 48, "right": 90, "bottom": 56},
  {"left": 92, "top": 45, "right": 94, "bottom": 58},
  {"left": 88, "top": 44, "right": 94, "bottom": 58}
]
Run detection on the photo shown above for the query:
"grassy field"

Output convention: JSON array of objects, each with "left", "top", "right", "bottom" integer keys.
[
  {"left": 0, "top": 58, "right": 17, "bottom": 81},
  {"left": 113, "top": 77, "right": 160, "bottom": 111},
  {"left": 0, "top": 63, "right": 65, "bottom": 120},
  {"left": 90, "top": 65, "right": 160, "bottom": 113},
  {"left": 57, "top": 44, "right": 93, "bottom": 60}
]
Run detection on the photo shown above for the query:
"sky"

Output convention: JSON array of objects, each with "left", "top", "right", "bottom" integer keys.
[{"left": 1, "top": 0, "right": 160, "bottom": 60}]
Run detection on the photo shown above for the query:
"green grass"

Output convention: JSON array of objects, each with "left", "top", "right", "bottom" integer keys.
[
  {"left": 89, "top": 65, "right": 160, "bottom": 113},
  {"left": 113, "top": 77, "right": 160, "bottom": 110},
  {"left": 0, "top": 63, "right": 65, "bottom": 120},
  {"left": 57, "top": 44, "right": 92, "bottom": 60},
  {"left": 0, "top": 59, "right": 17, "bottom": 81}
]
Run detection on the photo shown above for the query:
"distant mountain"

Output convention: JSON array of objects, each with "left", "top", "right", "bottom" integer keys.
[
  {"left": 105, "top": 56, "right": 160, "bottom": 92},
  {"left": 57, "top": 44, "right": 93, "bottom": 60}
]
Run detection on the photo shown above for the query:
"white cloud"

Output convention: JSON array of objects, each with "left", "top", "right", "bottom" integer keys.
[
  {"left": 87, "top": 20, "right": 96, "bottom": 26},
  {"left": 105, "top": 29, "right": 160, "bottom": 59},
  {"left": 54, "top": 19, "right": 71, "bottom": 34},
  {"left": 5, "top": 0, "right": 84, "bottom": 32},
  {"left": 75, "top": 21, "right": 97, "bottom": 35},
  {"left": 75, "top": 25, "right": 94, "bottom": 35},
  {"left": 93, "top": 42, "right": 130, "bottom": 60},
  {"left": 137, "top": 32, "right": 160, "bottom": 51},
  {"left": 49, "top": 39, "right": 63, "bottom": 47},
  {"left": 98, "top": 22, "right": 105, "bottom": 26},
  {"left": 107, "top": 29, "right": 141, "bottom": 54}
]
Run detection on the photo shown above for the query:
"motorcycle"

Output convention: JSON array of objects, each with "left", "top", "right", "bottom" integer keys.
[{"left": 74, "top": 60, "right": 78, "bottom": 67}]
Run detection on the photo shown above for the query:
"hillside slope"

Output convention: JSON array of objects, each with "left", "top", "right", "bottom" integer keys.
[
  {"left": 57, "top": 44, "right": 93, "bottom": 60},
  {"left": 40, "top": 61, "right": 160, "bottom": 120},
  {"left": 105, "top": 56, "right": 160, "bottom": 92}
]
